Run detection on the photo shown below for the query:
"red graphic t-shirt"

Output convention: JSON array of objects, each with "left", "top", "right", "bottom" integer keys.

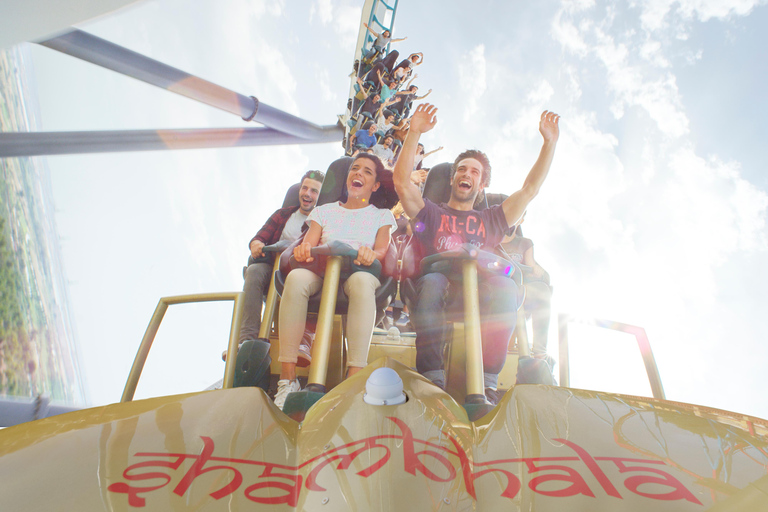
[{"left": 414, "top": 199, "right": 509, "bottom": 256}]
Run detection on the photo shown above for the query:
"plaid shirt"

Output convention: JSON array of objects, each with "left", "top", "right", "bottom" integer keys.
[{"left": 249, "top": 205, "right": 300, "bottom": 248}]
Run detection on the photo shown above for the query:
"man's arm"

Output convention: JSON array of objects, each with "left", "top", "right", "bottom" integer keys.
[
  {"left": 423, "top": 145, "right": 444, "bottom": 158},
  {"left": 355, "top": 77, "right": 370, "bottom": 99},
  {"left": 250, "top": 207, "right": 290, "bottom": 256},
  {"left": 374, "top": 102, "right": 387, "bottom": 121},
  {"left": 393, "top": 103, "right": 437, "bottom": 218},
  {"left": 501, "top": 111, "right": 560, "bottom": 226},
  {"left": 362, "top": 22, "right": 380, "bottom": 38},
  {"left": 415, "top": 89, "right": 432, "bottom": 100}
]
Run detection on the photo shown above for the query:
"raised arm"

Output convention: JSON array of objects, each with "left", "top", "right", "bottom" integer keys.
[
  {"left": 375, "top": 102, "right": 387, "bottom": 120},
  {"left": 362, "top": 22, "right": 381, "bottom": 38},
  {"left": 356, "top": 77, "right": 370, "bottom": 99},
  {"left": 394, "top": 103, "right": 437, "bottom": 218},
  {"left": 390, "top": 36, "right": 407, "bottom": 43},
  {"left": 383, "top": 96, "right": 401, "bottom": 107},
  {"left": 415, "top": 89, "right": 432, "bottom": 100},
  {"left": 423, "top": 145, "right": 444, "bottom": 158},
  {"left": 501, "top": 111, "right": 560, "bottom": 226}
]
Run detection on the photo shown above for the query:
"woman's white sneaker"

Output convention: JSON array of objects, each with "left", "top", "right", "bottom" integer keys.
[{"left": 274, "top": 379, "right": 301, "bottom": 410}]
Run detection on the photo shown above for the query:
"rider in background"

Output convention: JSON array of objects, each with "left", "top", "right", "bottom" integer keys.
[
  {"left": 274, "top": 154, "right": 398, "bottom": 409},
  {"left": 362, "top": 22, "right": 407, "bottom": 61},
  {"left": 393, "top": 103, "right": 560, "bottom": 404},
  {"left": 500, "top": 220, "right": 553, "bottom": 365}
]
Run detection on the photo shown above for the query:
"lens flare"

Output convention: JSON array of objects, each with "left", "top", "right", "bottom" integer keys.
[{"left": 414, "top": 222, "right": 425, "bottom": 233}]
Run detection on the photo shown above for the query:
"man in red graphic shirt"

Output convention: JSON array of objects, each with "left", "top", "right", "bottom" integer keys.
[{"left": 393, "top": 103, "right": 559, "bottom": 403}]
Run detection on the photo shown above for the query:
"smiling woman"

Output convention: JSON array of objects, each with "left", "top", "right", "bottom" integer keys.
[{"left": 274, "top": 153, "right": 398, "bottom": 409}]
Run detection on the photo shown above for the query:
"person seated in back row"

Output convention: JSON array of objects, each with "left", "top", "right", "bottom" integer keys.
[
  {"left": 393, "top": 103, "right": 560, "bottom": 404},
  {"left": 500, "top": 217, "right": 553, "bottom": 365},
  {"left": 371, "top": 135, "right": 396, "bottom": 168},
  {"left": 239, "top": 170, "right": 325, "bottom": 365},
  {"left": 362, "top": 22, "right": 407, "bottom": 61},
  {"left": 350, "top": 122, "right": 380, "bottom": 151},
  {"left": 389, "top": 84, "right": 431, "bottom": 120},
  {"left": 274, "top": 154, "right": 399, "bottom": 409}
]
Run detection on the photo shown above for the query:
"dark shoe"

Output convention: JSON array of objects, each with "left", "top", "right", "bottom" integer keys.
[
  {"left": 485, "top": 387, "right": 503, "bottom": 405},
  {"left": 221, "top": 342, "right": 244, "bottom": 361},
  {"left": 297, "top": 330, "right": 313, "bottom": 368},
  {"left": 516, "top": 356, "right": 556, "bottom": 385},
  {"left": 534, "top": 353, "right": 556, "bottom": 368}
]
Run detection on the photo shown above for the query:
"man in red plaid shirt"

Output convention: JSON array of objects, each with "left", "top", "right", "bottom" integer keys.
[{"left": 239, "top": 170, "right": 324, "bottom": 365}]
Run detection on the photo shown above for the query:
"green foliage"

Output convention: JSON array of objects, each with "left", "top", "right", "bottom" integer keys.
[{"left": 0, "top": 188, "right": 32, "bottom": 395}]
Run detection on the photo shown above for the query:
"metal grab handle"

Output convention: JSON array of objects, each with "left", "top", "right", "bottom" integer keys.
[
  {"left": 121, "top": 292, "right": 244, "bottom": 403},
  {"left": 306, "top": 257, "right": 343, "bottom": 390},
  {"left": 290, "top": 240, "right": 383, "bottom": 278},
  {"left": 420, "top": 243, "right": 517, "bottom": 283},
  {"left": 461, "top": 260, "right": 486, "bottom": 400}
]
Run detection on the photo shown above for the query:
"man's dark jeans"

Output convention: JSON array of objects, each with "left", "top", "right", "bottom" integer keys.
[{"left": 411, "top": 272, "right": 519, "bottom": 376}]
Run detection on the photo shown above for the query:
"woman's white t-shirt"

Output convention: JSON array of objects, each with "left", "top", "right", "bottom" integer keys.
[{"left": 307, "top": 202, "right": 396, "bottom": 249}]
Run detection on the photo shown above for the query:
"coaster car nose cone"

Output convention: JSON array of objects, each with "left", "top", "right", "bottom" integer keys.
[{"left": 364, "top": 367, "right": 406, "bottom": 405}]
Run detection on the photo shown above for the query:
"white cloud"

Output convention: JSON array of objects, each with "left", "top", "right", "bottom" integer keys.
[
  {"left": 333, "top": 6, "right": 361, "bottom": 48},
  {"left": 639, "top": 0, "right": 765, "bottom": 31},
  {"left": 309, "top": 0, "right": 360, "bottom": 49},
  {"left": 553, "top": 12, "right": 590, "bottom": 56},
  {"left": 315, "top": 66, "right": 337, "bottom": 104},
  {"left": 310, "top": 0, "right": 334, "bottom": 25},
  {"left": 458, "top": 44, "right": 487, "bottom": 123},
  {"left": 563, "top": 65, "right": 583, "bottom": 102},
  {"left": 639, "top": 39, "right": 670, "bottom": 67},
  {"left": 554, "top": 7, "right": 690, "bottom": 138}
]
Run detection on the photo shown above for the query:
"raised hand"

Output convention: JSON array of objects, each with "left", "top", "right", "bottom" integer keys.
[
  {"left": 410, "top": 169, "right": 428, "bottom": 185},
  {"left": 410, "top": 103, "right": 438, "bottom": 134},
  {"left": 539, "top": 111, "right": 560, "bottom": 143}
]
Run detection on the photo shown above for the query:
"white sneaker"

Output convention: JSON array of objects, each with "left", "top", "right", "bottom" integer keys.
[{"left": 274, "top": 379, "right": 301, "bottom": 410}]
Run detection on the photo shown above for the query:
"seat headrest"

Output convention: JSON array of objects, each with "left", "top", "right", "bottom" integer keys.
[
  {"left": 421, "top": 162, "right": 452, "bottom": 205},
  {"left": 421, "top": 162, "right": 509, "bottom": 211},
  {"left": 318, "top": 157, "right": 353, "bottom": 206},
  {"left": 282, "top": 183, "right": 301, "bottom": 208}
]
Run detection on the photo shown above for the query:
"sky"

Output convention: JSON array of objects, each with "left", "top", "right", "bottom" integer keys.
[{"left": 12, "top": 0, "right": 768, "bottom": 418}]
